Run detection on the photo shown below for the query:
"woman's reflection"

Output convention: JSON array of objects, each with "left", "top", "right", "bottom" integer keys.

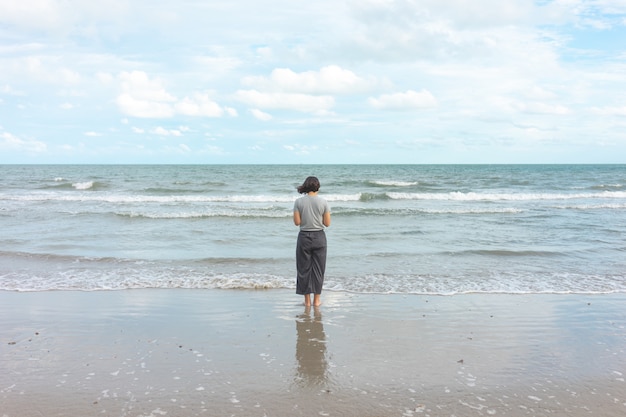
[{"left": 295, "top": 306, "right": 328, "bottom": 386}]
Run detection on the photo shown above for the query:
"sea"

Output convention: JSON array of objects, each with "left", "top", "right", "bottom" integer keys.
[{"left": 0, "top": 164, "right": 624, "bottom": 294}]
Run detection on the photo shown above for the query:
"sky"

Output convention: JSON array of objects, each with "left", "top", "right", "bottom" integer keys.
[{"left": 1, "top": 0, "right": 626, "bottom": 164}]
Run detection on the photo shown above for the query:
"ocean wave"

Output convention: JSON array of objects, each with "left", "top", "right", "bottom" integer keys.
[
  {"left": 143, "top": 187, "right": 209, "bottom": 194},
  {"left": 1, "top": 250, "right": 624, "bottom": 295},
  {"left": 0, "top": 193, "right": 297, "bottom": 203},
  {"left": 553, "top": 203, "right": 626, "bottom": 210},
  {"left": 322, "top": 272, "right": 626, "bottom": 295},
  {"left": 368, "top": 180, "right": 419, "bottom": 187},
  {"left": 116, "top": 209, "right": 289, "bottom": 219},
  {"left": 2, "top": 269, "right": 625, "bottom": 294},
  {"left": 39, "top": 180, "right": 107, "bottom": 191},
  {"left": 333, "top": 207, "right": 524, "bottom": 216},
  {"left": 359, "top": 192, "right": 390, "bottom": 202},
  {"left": 72, "top": 181, "right": 95, "bottom": 190},
  {"left": 387, "top": 191, "right": 626, "bottom": 201},
  {"left": 103, "top": 206, "right": 526, "bottom": 219},
  {"left": 2, "top": 190, "right": 625, "bottom": 204},
  {"left": 590, "top": 184, "right": 624, "bottom": 190},
  {"left": 0, "top": 271, "right": 293, "bottom": 292},
  {"left": 456, "top": 249, "right": 562, "bottom": 257}
]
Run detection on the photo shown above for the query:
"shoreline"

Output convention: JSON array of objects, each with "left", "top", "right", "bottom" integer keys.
[{"left": 2, "top": 290, "right": 625, "bottom": 416}]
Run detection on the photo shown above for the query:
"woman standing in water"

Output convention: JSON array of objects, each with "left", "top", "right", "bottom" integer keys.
[{"left": 293, "top": 176, "right": 331, "bottom": 307}]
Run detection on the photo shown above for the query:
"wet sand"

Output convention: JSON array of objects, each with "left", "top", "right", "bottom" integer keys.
[{"left": 1, "top": 290, "right": 625, "bottom": 416}]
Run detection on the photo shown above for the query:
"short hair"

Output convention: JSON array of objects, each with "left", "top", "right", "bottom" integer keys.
[{"left": 297, "top": 176, "right": 320, "bottom": 194}]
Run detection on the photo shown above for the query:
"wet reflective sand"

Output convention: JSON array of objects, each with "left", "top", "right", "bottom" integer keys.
[{"left": 2, "top": 290, "right": 625, "bottom": 416}]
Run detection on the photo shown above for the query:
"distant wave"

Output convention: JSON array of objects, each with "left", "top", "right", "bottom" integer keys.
[
  {"left": 554, "top": 203, "right": 626, "bottom": 210},
  {"left": 114, "top": 207, "right": 526, "bottom": 219},
  {"left": 368, "top": 180, "right": 419, "bottom": 187},
  {"left": 144, "top": 187, "right": 208, "bottom": 194},
  {"left": 2, "top": 190, "right": 625, "bottom": 204},
  {"left": 457, "top": 249, "right": 562, "bottom": 257},
  {"left": 72, "top": 181, "right": 95, "bottom": 190},
  {"left": 359, "top": 192, "right": 390, "bottom": 202},
  {"left": 387, "top": 191, "right": 626, "bottom": 201},
  {"left": 39, "top": 181, "right": 102, "bottom": 191},
  {"left": 116, "top": 209, "right": 289, "bottom": 219},
  {"left": 1, "top": 193, "right": 297, "bottom": 203},
  {"left": 590, "top": 184, "right": 623, "bottom": 190},
  {"left": 334, "top": 207, "right": 524, "bottom": 216}
]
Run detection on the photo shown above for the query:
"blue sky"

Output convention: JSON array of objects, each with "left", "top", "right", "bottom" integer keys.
[{"left": 1, "top": 0, "right": 626, "bottom": 164}]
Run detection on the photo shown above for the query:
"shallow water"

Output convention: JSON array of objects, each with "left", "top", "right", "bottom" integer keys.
[{"left": 1, "top": 164, "right": 625, "bottom": 294}]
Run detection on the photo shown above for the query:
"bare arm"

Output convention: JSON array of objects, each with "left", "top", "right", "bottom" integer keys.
[
  {"left": 323, "top": 211, "right": 331, "bottom": 227},
  {"left": 293, "top": 210, "right": 301, "bottom": 226}
]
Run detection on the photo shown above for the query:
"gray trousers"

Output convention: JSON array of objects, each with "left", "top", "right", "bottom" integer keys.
[{"left": 296, "top": 230, "right": 327, "bottom": 295}]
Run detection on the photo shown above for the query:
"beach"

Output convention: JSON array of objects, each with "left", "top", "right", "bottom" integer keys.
[{"left": 2, "top": 289, "right": 625, "bottom": 417}]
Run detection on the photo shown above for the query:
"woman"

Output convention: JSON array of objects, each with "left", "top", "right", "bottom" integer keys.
[{"left": 293, "top": 176, "right": 331, "bottom": 307}]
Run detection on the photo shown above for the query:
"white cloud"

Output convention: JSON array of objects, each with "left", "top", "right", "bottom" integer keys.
[
  {"left": 116, "top": 93, "right": 175, "bottom": 118},
  {"left": 2, "top": 0, "right": 626, "bottom": 163},
  {"left": 235, "top": 89, "right": 335, "bottom": 114},
  {"left": 193, "top": 56, "right": 241, "bottom": 73},
  {"left": 513, "top": 101, "right": 570, "bottom": 115},
  {"left": 238, "top": 65, "right": 374, "bottom": 119},
  {"left": 0, "top": 131, "right": 47, "bottom": 153},
  {"left": 175, "top": 94, "right": 224, "bottom": 117},
  {"left": 250, "top": 109, "right": 273, "bottom": 121},
  {"left": 592, "top": 106, "right": 626, "bottom": 116},
  {"left": 368, "top": 90, "right": 437, "bottom": 110},
  {"left": 1, "top": 84, "right": 25, "bottom": 96},
  {"left": 284, "top": 143, "right": 318, "bottom": 155},
  {"left": 0, "top": 0, "right": 131, "bottom": 34},
  {"left": 116, "top": 71, "right": 230, "bottom": 119},
  {"left": 1, "top": 55, "right": 82, "bottom": 86},
  {"left": 119, "top": 71, "right": 175, "bottom": 102},
  {"left": 153, "top": 127, "right": 183, "bottom": 136},
  {"left": 0, "top": 0, "right": 65, "bottom": 31},
  {"left": 200, "top": 144, "right": 225, "bottom": 155},
  {"left": 97, "top": 72, "right": 115, "bottom": 84},
  {"left": 242, "top": 65, "right": 374, "bottom": 94}
]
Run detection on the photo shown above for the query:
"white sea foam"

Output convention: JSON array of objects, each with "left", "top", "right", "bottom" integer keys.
[
  {"left": 72, "top": 181, "right": 94, "bottom": 190},
  {"left": 0, "top": 193, "right": 297, "bottom": 203},
  {"left": 387, "top": 191, "right": 626, "bottom": 201},
  {"left": 420, "top": 207, "right": 524, "bottom": 214},
  {"left": 3, "top": 190, "right": 625, "bottom": 204},
  {"left": 554, "top": 203, "right": 626, "bottom": 210},
  {"left": 371, "top": 180, "right": 419, "bottom": 187},
  {"left": 2, "top": 164, "right": 625, "bottom": 296},
  {"left": 117, "top": 210, "right": 290, "bottom": 219},
  {"left": 2, "top": 264, "right": 624, "bottom": 294}
]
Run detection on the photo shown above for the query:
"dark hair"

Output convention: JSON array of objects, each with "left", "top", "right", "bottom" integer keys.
[{"left": 297, "top": 176, "right": 320, "bottom": 194}]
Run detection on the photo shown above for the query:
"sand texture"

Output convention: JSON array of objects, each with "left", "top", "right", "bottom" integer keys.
[{"left": 2, "top": 290, "right": 625, "bottom": 416}]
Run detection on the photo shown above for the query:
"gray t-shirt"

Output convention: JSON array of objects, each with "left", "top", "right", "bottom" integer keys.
[{"left": 294, "top": 195, "right": 330, "bottom": 231}]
